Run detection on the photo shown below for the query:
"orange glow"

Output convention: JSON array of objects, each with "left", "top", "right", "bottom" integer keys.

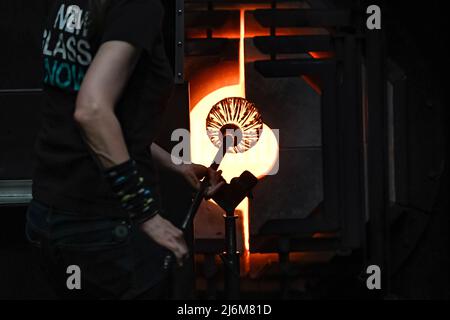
[
  {"left": 190, "top": 10, "right": 279, "bottom": 270},
  {"left": 301, "top": 75, "right": 322, "bottom": 95},
  {"left": 299, "top": 52, "right": 334, "bottom": 95},
  {"left": 188, "top": 60, "right": 240, "bottom": 110},
  {"left": 308, "top": 51, "right": 334, "bottom": 59}
]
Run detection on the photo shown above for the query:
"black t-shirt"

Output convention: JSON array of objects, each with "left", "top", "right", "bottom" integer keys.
[{"left": 33, "top": 0, "right": 174, "bottom": 216}]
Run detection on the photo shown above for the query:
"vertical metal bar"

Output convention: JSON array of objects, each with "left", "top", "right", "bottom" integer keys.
[
  {"left": 337, "top": 34, "right": 366, "bottom": 249},
  {"left": 365, "top": 3, "right": 390, "bottom": 295},
  {"left": 270, "top": 1, "right": 276, "bottom": 61},
  {"left": 321, "top": 62, "right": 341, "bottom": 226},
  {"left": 387, "top": 63, "right": 409, "bottom": 205},
  {"left": 206, "top": 1, "right": 213, "bottom": 38},
  {"left": 175, "top": 0, "right": 185, "bottom": 84},
  {"left": 223, "top": 214, "right": 240, "bottom": 300},
  {"left": 354, "top": 8, "right": 369, "bottom": 261}
]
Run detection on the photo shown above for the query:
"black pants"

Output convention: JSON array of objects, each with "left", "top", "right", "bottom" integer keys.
[{"left": 26, "top": 199, "right": 169, "bottom": 300}]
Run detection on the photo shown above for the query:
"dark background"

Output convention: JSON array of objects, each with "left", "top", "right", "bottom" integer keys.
[{"left": 377, "top": 0, "right": 449, "bottom": 299}]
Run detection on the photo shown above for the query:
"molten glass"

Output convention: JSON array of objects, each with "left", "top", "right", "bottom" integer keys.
[{"left": 206, "top": 97, "right": 263, "bottom": 154}]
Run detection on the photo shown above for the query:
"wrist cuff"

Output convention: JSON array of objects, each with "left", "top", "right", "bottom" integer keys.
[{"left": 104, "top": 159, "right": 162, "bottom": 224}]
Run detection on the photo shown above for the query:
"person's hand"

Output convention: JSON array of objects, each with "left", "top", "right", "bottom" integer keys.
[
  {"left": 140, "top": 214, "right": 188, "bottom": 266},
  {"left": 177, "top": 163, "right": 226, "bottom": 198}
]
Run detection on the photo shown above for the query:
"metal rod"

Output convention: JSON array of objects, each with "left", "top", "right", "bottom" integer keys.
[
  {"left": 223, "top": 213, "right": 240, "bottom": 299},
  {"left": 163, "top": 135, "right": 232, "bottom": 269},
  {"left": 175, "top": 0, "right": 185, "bottom": 84}
]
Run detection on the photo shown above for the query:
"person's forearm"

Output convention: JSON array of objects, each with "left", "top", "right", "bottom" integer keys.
[
  {"left": 150, "top": 143, "right": 182, "bottom": 173},
  {"left": 76, "top": 106, "right": 161, "bottom": 224},
  {"left": 74, "top": 106, "right": 130, "bottom": 169}
]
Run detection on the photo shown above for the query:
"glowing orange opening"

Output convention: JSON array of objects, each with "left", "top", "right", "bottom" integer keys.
[{"left": 190, "top": 10, "right": 279, "bottom": 271}]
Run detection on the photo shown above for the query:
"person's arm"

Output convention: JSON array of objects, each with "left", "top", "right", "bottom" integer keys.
[
  {"left": 150, "top": 143, "right": 225, "bottom": 196},
  {"left": 74, "top": 41, "right": 134, "bottom": 168},
  {"left": 74, "top": 41, "right": 188, "bottom": 266},
  {"left": 150, "top": 143, "right": 179, "bottom": 173}
]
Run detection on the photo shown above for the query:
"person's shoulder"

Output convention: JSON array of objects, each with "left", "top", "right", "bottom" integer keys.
[
  {"left": 101, "top": 0, "right": 164, "bottom": 51},
  {"left": 111, "top": 0, "right": 163, "bottom": 16},
  {"left": 114, "top": 0, "right": 163, "bottom": 8},
  {"left": 107, "top": 0, "right": 164, "bottom": 23}
]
